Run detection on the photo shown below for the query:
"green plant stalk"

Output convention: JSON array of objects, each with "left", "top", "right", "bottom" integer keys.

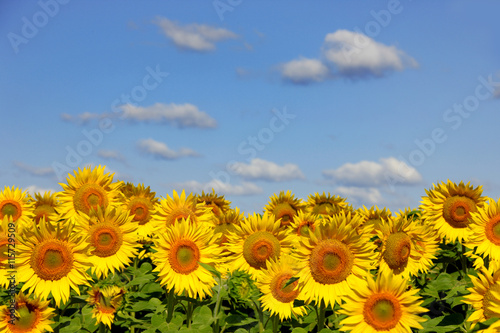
[
  {"left": 251, "top": 299, "right": 265, "bottom": 333},
  {"left": 317, "top": 300, "right": 326, "bottom": 332},
  {"left": 212, "top": 277, "right": 223, "bottom": 333},
  {"left": 166, "top": 288, "right": 175, "bottom": 323},
  {"left": 130, "top": 257, "right": 139, "bottom": 333},
  {"left": 186, "top": 300, "right": 193, "bottom": 328},
  {"left": 272, "top": 315, "right": 279, "bottom": 333},
  {"left": 98, "top": 323, "right": 107, "bottom": 333}
]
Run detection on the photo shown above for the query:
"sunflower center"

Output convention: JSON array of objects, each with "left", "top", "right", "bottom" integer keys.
[
  {"left": 364, "top": 293, "right": 402, "bottom": 330},
  {"left": 11, "top": 303, "right": 40, "bottom": 331},
  {"left": 270, "top": 272, "right": 300, "bottom": 303},
  {"left": 0, "top": 200, "right": 22, "bottom": 221},
  {"left": 243, "top": 231, "right": 281, "bottom": 270},
  {"left": 272, "top": 203, "right": 296, "bottom": 227},
  {"left": 312, "top": 202, "right": 333, "bottom": 216},
  {"left": 443, "top": 195, "right": 476, "bottom": 228},
  {"left": 33, "top": 204, "right": 56, "bottom": 224},
  {"left": 383, "top": 232, "right": 412, "bottom": 272},
  {"left": 31, "top": 239, "right": 73, "bottom": 281},
  {"left": 128, "top": 198, "right": 152, "bottom": 225},
  {"left": 483, "top": 283, "right": 500, "bottom": 319},
  {"left": 309, "top": 239, "right": 353, "bottom": 285},
  {"left": 169, "top": 239, "right": 200, "bottom": 274},
  {"left": 485, "top": 214, "right": 500, "bottom": 246},
  {"left": 73, "top": 183, "right": 109, "bottom": 214},
  {"left": 90, "top": 224, "right": 123, "bottom": 257},
  {"left": 298, "top": 222, "right": 314, "bottom": 237}
]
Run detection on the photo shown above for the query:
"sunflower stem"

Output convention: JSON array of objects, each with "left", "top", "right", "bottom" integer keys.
[
  {"left": 186, "top": 300, "right": 193, "bottom": 328},
  {"left": 98, "top": 323, "right": 107, "bottom": 333},
  {"left": 251, "top": 299, "right": 265, "bottom": 333},
  {"left": 166, "top": 288, "right": 175, "bottom": 323},
  {"left": 212, "top": 277, "right": 223, "bottom": 333},
  {"left": 272, "top": 314, "right": 279, "bottom": 333},
  {"left": 317, "top": 299, "right": 326, "bottom": 332}
]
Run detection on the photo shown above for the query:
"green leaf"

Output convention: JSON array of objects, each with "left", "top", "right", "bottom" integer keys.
[
  {"left": 140, "top": 262, "right": 153, "bottom": 273},
  {"left": 199, "top": 262, "right": 221, "bottom": 279},
  {"left": 282, "top": 276, "right": 299, "bottom": 289},
  {"left": 192, "top": 305, "right": 214, "bottom": 327},
  {"left": 234, "top": 329, "right": 249, "bottom": 333},
  {"left": 59, "top": 317, "right": 82, "bottom": 333},
  {"left": 151, "top": 313, "right": 167, "bottom": 328},
  {"left": 291, "top": 328, "right": 309, "bottom": 333},
  {"left": 126, "top": 274, "right": 156, "bottom": 286}
]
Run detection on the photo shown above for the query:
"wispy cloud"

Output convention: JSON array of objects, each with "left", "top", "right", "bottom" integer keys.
[
  {"left": 61, "top": 102, "right": 217, "bottom": 128},
  {"left": 280, "top": 57, "right": 330, "bottom": 84},
  {"left": 14, "top": 161, "right": 55, "bottom": 178},
  {"left": 171, "top": 179, "right": 262, "bottom": 196},
  {"left": 279, "top": 29, "right": 417, "bottom": 84},
  {"left": 25, "top": 185, "right": 57, "bottom": 195},
  {"left": 120, "top": 103, "right": 217, "bottom": 128},
  {"left": 322, "top": 157, "right": 423, "bottom": 187},
  {"left": 154, "top": 17, "right": 238, "bottom": 52},
  {"left": 97, "top": 150, "right": 126, "bottom": 164},
  {"left": 230, "top": 158, "right": 305, "bottom": 182},
  {"left": 137, "top": 138, "right": 199, "bottom": 160}
]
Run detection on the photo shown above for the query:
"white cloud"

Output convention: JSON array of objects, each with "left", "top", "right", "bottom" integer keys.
[
  {"left": 137, "top": 138, "right": 199, "bottom": 160},
  {"left": 154, "top": 17, "right": 238, "bottom": 52},
  {"left": 322, "top": 29, "right": 418, "bottom": 77},
  {"left": 230, "top": 158, "right": 305, "bottom": 182},
  {"left": 98, "top": 150, "right": 126, "bottom": 163},
  {"left": 280, "top": 57, "right": 330, "bottom": 84},
  {"left": 335, "top": 186, "right": 384, "bottom": 206},
  {"left": 322, "top": 157, "right": 422, "bottom": 187},
  {"left": 60, "top": 112, "right": 103, "bottom": 123},
  {"left": 14, "top": 162, "right": 55, "bottom": 177},
  {"left": 119, "top": 103, "right": 217, "bottom": 128},
  {"left": 172, "top": 180, "right": 263, "bottom": 196},
  {"left": 25, "top": 185, "right": 57, "bottom": 195}
]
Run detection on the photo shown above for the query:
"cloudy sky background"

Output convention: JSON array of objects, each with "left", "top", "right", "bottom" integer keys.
[{"left": 2, "top": 1, "right": 499, "bottom": 214}]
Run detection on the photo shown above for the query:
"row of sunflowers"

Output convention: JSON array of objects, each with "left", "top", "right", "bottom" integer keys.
[{"left": 0, "top": 165, "right": 500, "bottom": 332}]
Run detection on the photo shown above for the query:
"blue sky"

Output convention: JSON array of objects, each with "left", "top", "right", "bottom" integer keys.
[{"left": 2, "top": 1, "right": 499, "bottom": 215}]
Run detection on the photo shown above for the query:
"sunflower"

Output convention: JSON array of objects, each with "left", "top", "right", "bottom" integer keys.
[
  {"left": 463, "top": 269, "right": 500, "bottom": 330},
  {"left": 0, "top": 292, "right": 55, "bottom": 333},
  {"left": 16, "top": 218, "right": 92, "bottom": 307},
  {"left": 213, "top": 207, "right": 244, "bottom": 246},
  {"left": 357, "top": 205, "right": 392, "bottom": 235},
  {"left": 0, "top": 186, "right": 34, "bottom": 233},
  {"left": 151, "top": 218, "right": 222, "bottom": 299},
  {"left": 225, "top": 212, "right": 296, "bottom": 278},
  {"left": 0, "top": 216, "right": 16, "bottom": 289},
  {"left": 196, "top": 189, "right": 231, "bottom": 220},
  {"left": 420, "top": 180, "right": 486, "bottom": 243},
  {"left": 289, "top": 210, "right": 321, "bottom": 238},
  {"left": 339, "top": 271, "right": 427, "bottom": 332},
  {"left": 31, "top": 191, "right": 59, "bottom": 224},
  {"left": 376, "top": 215, "right": 438, "bottom": 279},
  {"left": 295, "top": 211, "right": 377, "bottom": 307},
  {"left": 264, "top": 191, "right": 305, "bottom": 227},
  {"left": 151, "top": 190, "right": 214, "bottom": 233},
  {"left": 58, "top": 165, "right": 123, "bottom": 222},
  {"left": 76, "top": 207, "right": 140, "bottom": 279},
  {"left": 120, "top": 183, "right": 159, "bottom": 239},
  {"left": 254, "top": 255, "right": 306, "bottom": 321},
  {"left": 305, "top": 192, "right": 348, "bottom": 217},
  {"left": 87, "top": 285, "right": 125, "bottom": 328},
  {"left": 467, "top": 198, "right": 500, "bottom": 262}
]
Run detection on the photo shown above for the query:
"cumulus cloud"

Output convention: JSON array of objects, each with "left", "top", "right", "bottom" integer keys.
[
  {"left": 62, "top": 103, "right": 217, "bottom": 128},
  {"left": 119, "top": 103, "right": 217, "bottom": 128},
  {"left": 172, "top": 180, "right": 263, "bottom": 196},
  {"left": 322, "top": 157, "right": 423, "bottom": 187},
  {"left": 154, "top": 17, "right": 238, "bottom": 52},
  {"left": 322, "top": 29, "right": 418, "bottom": 77},
  {"left": 97, "top": 150, "right": 126, "bottom": 163},
  {"left": 278, "top": 29, "right": 417, "bottom": 84},
  {"left": 229, "top": 158, "right": 305, "bottom": 182},
  {"left": 14, "top": 162, "right": 55, "bottom": 177},
  {"left": 280, "top": 57, "right": 330, "bottom": 84},
  {"left": 137, "top": 138, "right": 199, "bottom": 160},
  {"left": 335, "top": 186, "right": 384, "bottom": 206},
  {"left": 25, "top": 185, "right": 57, "bottom": 195}
]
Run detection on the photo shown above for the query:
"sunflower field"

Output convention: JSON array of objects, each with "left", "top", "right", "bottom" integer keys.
[{"left": 1, "top": 165, "right": 500, "bottom": 333}]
